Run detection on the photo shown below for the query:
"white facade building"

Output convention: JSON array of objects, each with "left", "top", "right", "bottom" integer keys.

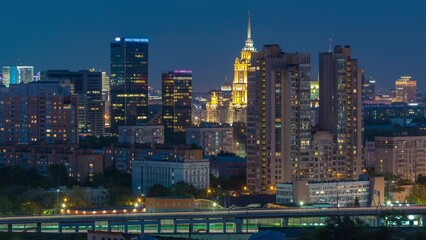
[
  {"left": 118, "top": 125, "right": 164, "bottom": 145},
  {"left": 132, "top": 149, "right": 209, "bottom": 195},
  {"left": 276, "top": 177, "right": 384, "bottom": 207}
]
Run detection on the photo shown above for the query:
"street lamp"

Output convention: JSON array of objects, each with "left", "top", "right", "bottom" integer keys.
[{"left": 56, "top": 189, "right": 60, "bottom": 206}]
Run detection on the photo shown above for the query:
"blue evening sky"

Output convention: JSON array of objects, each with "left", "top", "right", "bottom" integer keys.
[{"left": 0, "top": 0, "right": 425, "bottom": 92}]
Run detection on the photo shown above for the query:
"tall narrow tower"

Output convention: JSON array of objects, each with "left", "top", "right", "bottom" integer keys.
[
  {"left": 231, "top": 12, "right": 257, "bottom": 123},
  {"left": 319, "top": 45, "right": 363, "bottom": 180},
  {"left": 110, "top": 37, "right": 149, "bottom": 134}
]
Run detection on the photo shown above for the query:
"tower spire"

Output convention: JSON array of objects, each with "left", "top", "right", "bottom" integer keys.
[
  {"left": 247, "top": 11, "right": 251, "bottom": 40},
  {"left": 243, "top": 11, "right": 256, "bottom": 52}
]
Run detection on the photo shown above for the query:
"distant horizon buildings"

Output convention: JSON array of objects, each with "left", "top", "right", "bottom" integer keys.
[
  {"left": 1, "top": 66, "right": 34, "bottom": 87},
  {"left": 110, "top": 37, "right": 149, "bottom": 134},
  {"left": 395, "top": 76, "right": 417, "bottom": 103}
]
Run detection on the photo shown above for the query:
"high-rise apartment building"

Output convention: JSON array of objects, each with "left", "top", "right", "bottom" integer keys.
[
  {"left": 319, "top": 45, "right": 363, "bottom": 180},
  {"left": 162, "top": 70, "right": 192, "bottom": 133},
  {"left": 395, "top": 76, "right": 416, "bottom": 103},
  {"left": 246, "top": 44, "right": 312, "bottom": 193},
  {"left": 110, "top": 37, "right": 149, "bottom": 134},
  {"left": 42, "top": 70, "right": 104, "bottom": 136},
  {"left": 0, "top": 81, "right": 78, "bottom": 145},
  {"left": 2, "top": 66, "right": 34, "bottom": 87}
]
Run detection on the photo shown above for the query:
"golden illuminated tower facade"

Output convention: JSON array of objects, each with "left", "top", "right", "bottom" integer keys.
[{"left": 231, "top": 12, "right": 257, "bottom": 123}]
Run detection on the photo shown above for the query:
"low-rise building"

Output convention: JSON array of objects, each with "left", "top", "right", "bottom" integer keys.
[
  {"left": 210, "top": 155, "right": 246, "bottom": 178},
  {"left": 118, "top": 125, "right": 164, "bottom": 145},
  {"left": 132, "top": 147, "right": 209, "bottom": 196},
  {"left": 0, "top": 144, "right": 103, "bottom": 181},
  {"left": 104, "top": 143, "right": 153, "bottom": 174},
  {"left": 145, "top": 197, "right": 194, "bottom": 213},
  {"left": 186, "top": 123, "right": 234, "bottom": 156},
  {"left": 276, "top": 176, "right": 384, "bottom": 207},
  {"left": 48, "top": 186, "right": 109, "bottom": 207}
]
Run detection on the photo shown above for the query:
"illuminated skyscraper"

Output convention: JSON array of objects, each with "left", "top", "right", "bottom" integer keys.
[
  {"left": 230, "top": 12, "right": 257, "bottom": 124},
  {"left": 110, "top": 37, "right": 149, "bottom": 134},
  {"left": 247, "top": 44, "right": 312, "bottom": 193},
  {"left": 319, "top": 45, "right": 363, "bottom": 180},
  {"left": 162, "top": 70, "right": 192, "bottom": 133},
  {"left": 395, "top": 76, "right": 416, "bottom": 103},
  {"left": 102, "top": 72, "right": 111, "bottom": 130},
  {"left": 2, "top": 66, "right": 34, "bottom": 87}
]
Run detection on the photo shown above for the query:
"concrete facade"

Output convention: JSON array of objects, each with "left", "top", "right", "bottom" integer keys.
[
  {"left": 118, "top": 125, "right": 164, "bottom": 145},
  {"left": 186, "top": 124, "right": 234, "bottom": 156},
  {"left": 319, "top": 45, "right": 363, "bottom": 180},
  {"left": 0, "top": 81, "right": 78, "bottom": 145},
  {"left": 375, "top": 136, "right": 426, "bottom": 182},
  {"left": 247, "top": 44, "right": 312, "bottom": 193}
]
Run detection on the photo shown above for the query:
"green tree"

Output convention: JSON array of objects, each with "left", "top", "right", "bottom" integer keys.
[
  {"left": 417, "top": 175, "right": 426, "bottom": 185},
  {"left": 63, "top": 187, "right": 91, "bottom": 208},
  {"left": 300, "top": 216, "right": 369, "bottom": 240},
  {"left": 147, "top": 184, "right": 171, "bottom": 197},
  {"left": 48, "top": 164, "right": 77, "bottom": 187},
  {"left": 172, "top": 181, "right": 198, "bottom": 197},
  {"left": 354, "top": 196, "right": 360, "bottom": 207},
  {"left": 407, "top": 184, "right": 426, "bottom": 205},
  {"left": 0, "top": 195, "right": 14, "bottom": 213}
]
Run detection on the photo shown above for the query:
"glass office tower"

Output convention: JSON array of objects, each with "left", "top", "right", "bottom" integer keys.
[{"left": 110, "top": 37, "right": 149, "bottom": 134}]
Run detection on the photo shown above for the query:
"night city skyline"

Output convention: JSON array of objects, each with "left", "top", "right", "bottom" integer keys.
[
  {"left": 3, "top": 1, "right": 426, "bottom": 238},
  {"left": 1, "top": 0, "right": 425, "bottom": 92}
]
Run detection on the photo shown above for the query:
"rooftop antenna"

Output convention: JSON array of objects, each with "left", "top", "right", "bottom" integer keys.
[{"left": 328, "top": 38, "right": 333, "bottom": 53}]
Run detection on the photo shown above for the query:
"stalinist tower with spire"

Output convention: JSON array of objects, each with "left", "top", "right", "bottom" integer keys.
[{"left": 230, "top": 12, "right": 257, "bottom": 124}]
